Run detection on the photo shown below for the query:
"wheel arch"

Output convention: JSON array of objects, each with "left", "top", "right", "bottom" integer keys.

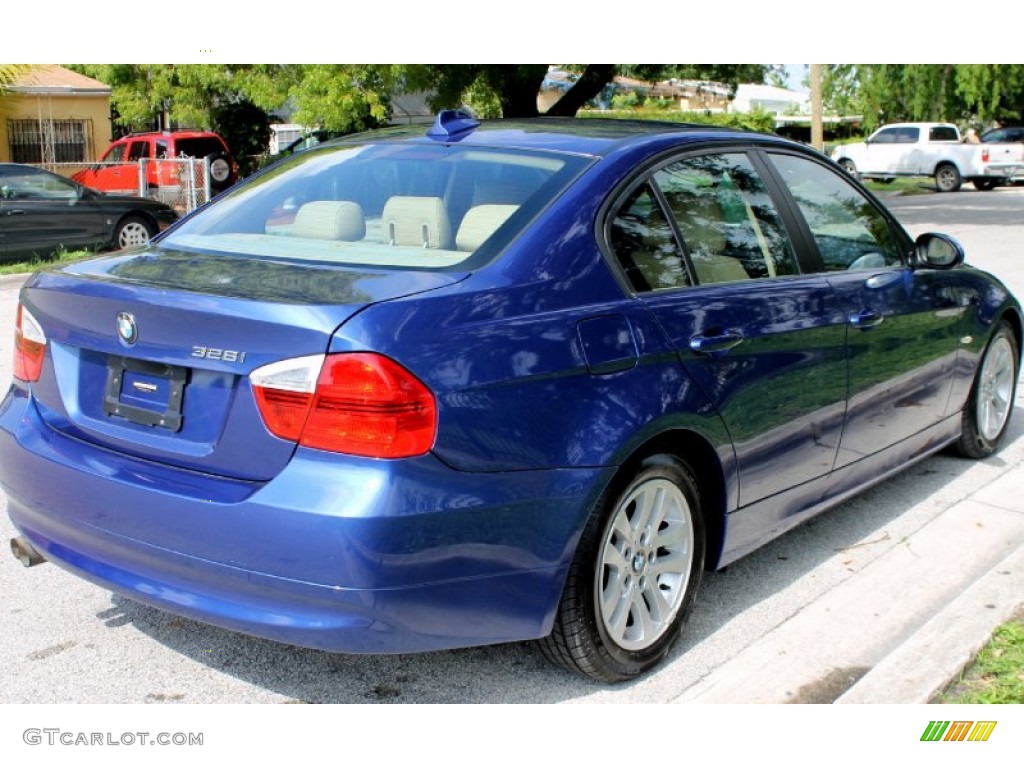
[
  {"left": 598, "top": 428, "right": 730, "bottom": 573},
  {"left": 932, "top": 158, "right": 965, "bottom": 175},
  {"left": 113, "top": 209, "right": 159, "bottom": 235},
  {"left": 1000, "top": 306, "right": 1024, "bottom": 364}
]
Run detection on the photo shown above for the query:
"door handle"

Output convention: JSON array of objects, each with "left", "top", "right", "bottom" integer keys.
[
  {"left": 689, "top": 331, "right": 744, "bottom": 354},
  {"left": 849, "top": 309, "right": 884, "bottom": 329}
]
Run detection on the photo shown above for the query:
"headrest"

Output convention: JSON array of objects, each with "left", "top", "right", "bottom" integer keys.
[
  {"left": 455, "top": 205, "right": 518, "bottom": 251},
  {"left": 292, "top": 201, "right": 366, "bottom": 241}
]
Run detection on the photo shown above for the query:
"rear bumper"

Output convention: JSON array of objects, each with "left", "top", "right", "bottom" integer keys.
[{"left": 0, "top": 386, "right": 606, "bottom": 653}]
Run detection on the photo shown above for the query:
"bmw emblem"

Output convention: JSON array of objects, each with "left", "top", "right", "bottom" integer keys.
[{"left": 116, "top": 312, "right": 138, "bottom": 346}]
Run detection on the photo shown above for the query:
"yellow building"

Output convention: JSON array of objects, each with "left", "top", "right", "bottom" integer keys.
[{"left": 0, "top": 65, "right": 112, "bottom": 164}]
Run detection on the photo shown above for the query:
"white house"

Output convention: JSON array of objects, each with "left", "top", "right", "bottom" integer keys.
[{"left": 730, "top": 84, "right": 810, "bottom": 115}]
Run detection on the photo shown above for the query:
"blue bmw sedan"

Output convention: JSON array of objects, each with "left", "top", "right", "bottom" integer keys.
[{"left": 2, "top": 112, "right": 1020, "bottom": 681}]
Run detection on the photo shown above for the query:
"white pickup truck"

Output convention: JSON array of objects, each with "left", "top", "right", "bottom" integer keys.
[{"left": 831, "top": 122, "right": 1024, "bottom": 192}]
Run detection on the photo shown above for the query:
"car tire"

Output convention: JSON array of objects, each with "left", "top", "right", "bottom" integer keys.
[
  {"left": 839, "top": 159, "right": 858, "bottom": 179},
  {"left": 206, "top": 152, "right": 235, "bottom": 192},
  {"left": 538, "top": 455, "right": 705, "bottom": 682},
  {"left": 113, "top": 215, "right": 156, "bottom": 250},
  {"left": 972, "top": 178, "right": 999, "bottom": 191},
  {"left": 953, "top": 321, "right": 1019, "bottom": 459},
  {"left": 935, "top": 163, "right": 962, "bottom": 192}
]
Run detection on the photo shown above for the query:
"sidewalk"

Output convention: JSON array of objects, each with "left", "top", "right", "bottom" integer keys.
[{"left": 666, "top": 441, "right": 1024, "bottom": 704}]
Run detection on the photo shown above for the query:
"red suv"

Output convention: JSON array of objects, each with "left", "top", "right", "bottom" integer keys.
[{"left": 74, "top": 130, "right": 238, "bottom": 198}]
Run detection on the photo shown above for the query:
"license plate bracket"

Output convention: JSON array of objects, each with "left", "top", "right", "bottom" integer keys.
[{"left": 103, "top": 355, "right": 187, "bottom": 431}]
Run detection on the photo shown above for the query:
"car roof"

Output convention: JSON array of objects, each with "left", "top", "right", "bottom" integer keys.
[
  {"left": 321, "top": 117, "right": 774, "bottom": 158},
  {"left": 117, "top": 130, "right": 221, "bottom": 140}
]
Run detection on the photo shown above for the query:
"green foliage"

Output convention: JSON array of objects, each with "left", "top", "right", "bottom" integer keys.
[
  {"left": 822, "top": 65, "right": 1024, "bottom": 131},
  {"left": 0, "top": 248, "right": 93, "bottom": 276},
  {"left": 610, "top": 90, "right": 644, "bottom": 110},
  {"left": 68, "top": 64, "right": 394, "bottom": 139},
  {"left": 210, "top": 98, "right": 271, "bottom": 176},
  {"left": 580, "top": 109, "right": 776, "bottom": 133},
  {"left": 956, "top": 64, "right": 1024, "bottom": 124},
  {"left": 937, "top": 617, "right": 1024, "bottom": 703},
  {"left": 0, "top": 63, "right": 35, "bottom": 91}
]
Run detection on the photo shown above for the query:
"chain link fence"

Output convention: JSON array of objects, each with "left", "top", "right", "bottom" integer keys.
[{"left": 34, "top": 158, "right": 215, "bottom": 215}]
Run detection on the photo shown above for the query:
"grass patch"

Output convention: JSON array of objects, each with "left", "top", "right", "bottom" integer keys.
[
  {"left": 0, "top": 249, "right": 95, "bottom": 277},
  {"left": 934, "top": 612, "right": 1024, "bottom": 703},
  {"left": 862, "top": 178, "right": 936, "bottom": 196}
]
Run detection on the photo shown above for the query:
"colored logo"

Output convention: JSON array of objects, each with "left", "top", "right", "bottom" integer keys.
[
  {"left": 921, "top": 721, "right": 997, "bottom": 742},
  {"left": 116, "top": 312, "right": 138, "bottom": 346}
]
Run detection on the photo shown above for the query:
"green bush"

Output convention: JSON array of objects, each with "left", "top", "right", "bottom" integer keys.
[{"left": 580, "top": 108, "right": 776, "bottom": 134}]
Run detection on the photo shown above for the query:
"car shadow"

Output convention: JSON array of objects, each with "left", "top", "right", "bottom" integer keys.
[{"left": 107, "top": 405, "right": 1024, "bottom": 703}]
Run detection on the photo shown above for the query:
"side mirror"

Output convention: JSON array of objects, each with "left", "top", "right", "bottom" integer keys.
[{"left": 913, "top": 232, "right": 964, "bottom": 269}]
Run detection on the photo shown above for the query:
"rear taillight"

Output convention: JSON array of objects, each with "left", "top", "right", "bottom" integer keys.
[
  {"left": 13, "top": 304, "right": 46, "bottom": 383},
  {"left": 982, "top": 148, "right": 990, "bottom": 163},
  {"left": 250, "top": 353, "right": 437, "bottom": 459}
]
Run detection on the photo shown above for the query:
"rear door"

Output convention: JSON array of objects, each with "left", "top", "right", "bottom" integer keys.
[{"left": 606, "top": 149, "right": 849, "bottom": 506}]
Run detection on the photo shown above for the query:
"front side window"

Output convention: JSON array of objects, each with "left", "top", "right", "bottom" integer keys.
[
  {"left": 896, "top": 127, "right": 920, "bottom": 143},
  {"left": 159, "top": 142, "right": 589, "bottom": 269},
  {"left": 104, "top": 144, "right": 126, "bottom": 162},
  {"left": 769, "top": 153, "right": 903, "bottom": 271}
]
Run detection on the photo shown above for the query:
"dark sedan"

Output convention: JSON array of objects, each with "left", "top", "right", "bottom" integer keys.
[{"left": 0, "top": 163, "right": 178, "bottom": 262}]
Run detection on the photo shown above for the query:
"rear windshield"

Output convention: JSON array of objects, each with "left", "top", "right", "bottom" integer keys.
[{"left": 160, "top": 142, "right": 590, "bottom": 270}]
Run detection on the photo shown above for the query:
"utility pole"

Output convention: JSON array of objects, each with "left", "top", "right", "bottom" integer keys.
[{"left": 810, "top": 64, "right": 824, "bottom": 151}]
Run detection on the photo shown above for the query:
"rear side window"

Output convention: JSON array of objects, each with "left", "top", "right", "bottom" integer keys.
[
  {"left": 929, "top": 126, "right": 959, "bottom": 142},
  {"left": 609, "top": 182, "right": 689, "bottom": 291},
  {"left": 654, "top": 153, "right": 798, "bottom": 284},
  {"left": 175, "top": 138, "right": 226, "bottom": 158},
  {"left": 606, "top": 151, "right": 799, "bottom": 291}
]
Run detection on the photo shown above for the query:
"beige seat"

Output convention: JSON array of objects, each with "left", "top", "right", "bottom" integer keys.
[
  {"left": 455, "top": 204, "right": 518, "bottom": 251},
  {"left": 674, "top": 193, "right": 751, "bottom": 285},
  {"left": 291, "top": 201, "right": 366, "bottom": 241},
  {"left": 381, "top": 196, "right": 452, "bottom": 249}
]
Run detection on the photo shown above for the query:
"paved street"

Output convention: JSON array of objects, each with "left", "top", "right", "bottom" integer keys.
[{"left": 1, "top": 187, "right": 1022, "bottom": 703}]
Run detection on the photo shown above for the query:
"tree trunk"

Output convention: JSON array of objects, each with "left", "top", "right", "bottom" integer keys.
[
  {"left": 545, "top": 65, "right": 616, "bottom": 117},
  {"left": 484, "top": 65, "right": 549, "bottom": 118}
]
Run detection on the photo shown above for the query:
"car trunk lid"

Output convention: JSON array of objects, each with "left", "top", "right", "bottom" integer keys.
[{"left": 20, "top": 248, "right": 464, "bottom": 481}]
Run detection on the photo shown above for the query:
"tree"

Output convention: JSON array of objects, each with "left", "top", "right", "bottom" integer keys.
[
  {"left": 822, "top": 64, "right": 1024, "bottom": 131},
  {"left": 1, "top": 64, "right": 35, "bottom": 90},
  {"left": 957, "top": 64, "right": 1024, "bottom": 125},
  {"left": 405, "top": 64, "right": 774, "bottom": 118}
]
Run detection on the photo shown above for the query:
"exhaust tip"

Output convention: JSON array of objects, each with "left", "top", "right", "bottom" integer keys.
[{"left": 10, "top": 537, "right": 45, "bottom": 567}]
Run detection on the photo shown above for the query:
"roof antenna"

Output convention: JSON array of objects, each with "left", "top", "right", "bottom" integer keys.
[{"left": 427, "top": 109, "right": 481, "bottom": 140}]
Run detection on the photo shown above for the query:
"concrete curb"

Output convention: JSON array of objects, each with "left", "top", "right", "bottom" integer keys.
[
  {"left": 836, "top": 541, "right": 1024, "bottom": 704},
  {"left": 0, "top": 274, "right": 29, "bottom": 289}
]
